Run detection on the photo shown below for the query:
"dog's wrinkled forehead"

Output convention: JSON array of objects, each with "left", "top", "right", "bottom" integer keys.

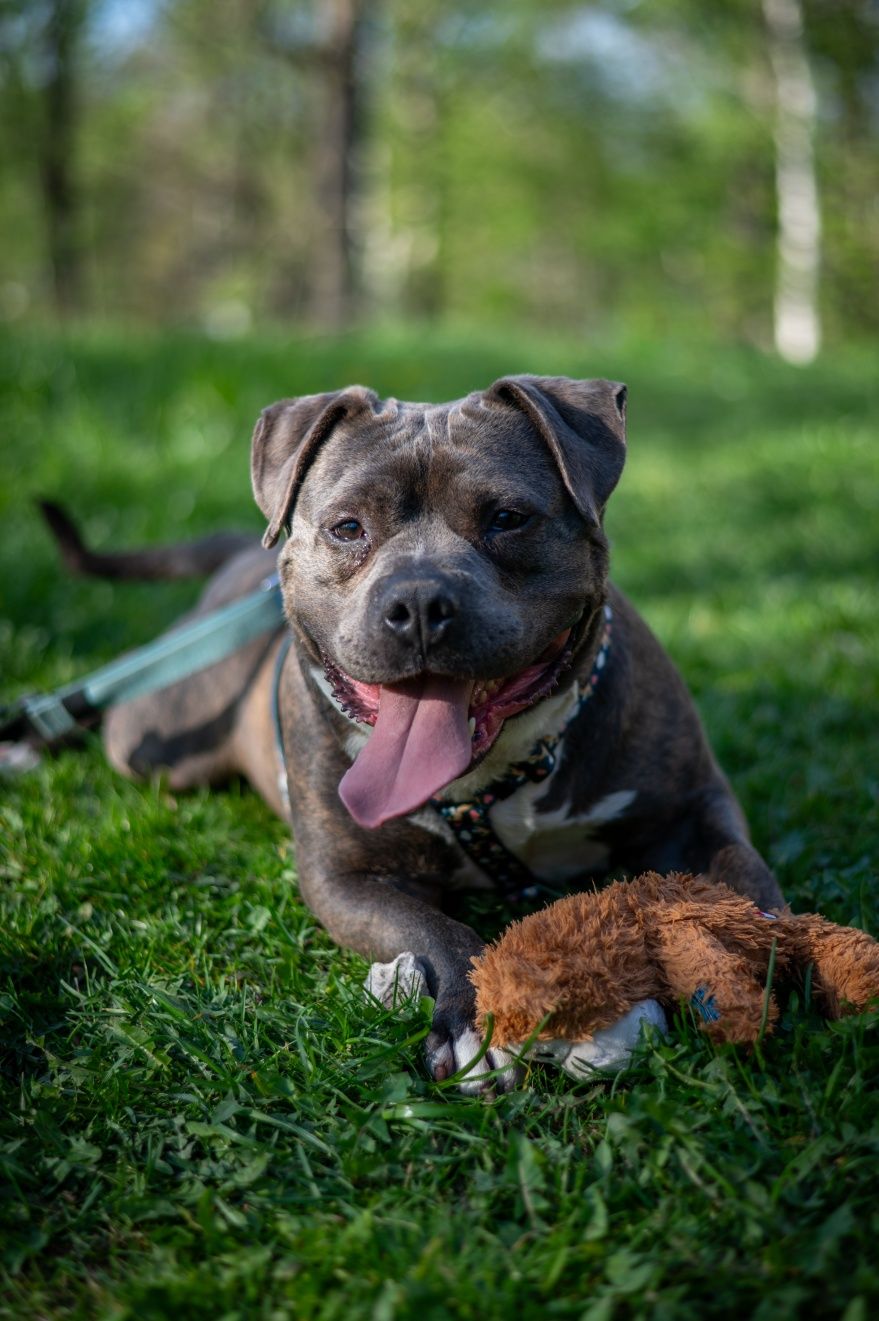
[
  {"left": 302, "top": 397, "right": 572, "bottom": 520},
  {"left": 251, "top": 375, "right": 627, "bottom": 548}
]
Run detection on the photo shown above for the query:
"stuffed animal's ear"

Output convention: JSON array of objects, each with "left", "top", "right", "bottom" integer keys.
[
  {"left": 487, "top": 375, "right": 627, "bottom": 526},
  {"left": 251, "top": 386, "right": 379, "bottom": 548}
]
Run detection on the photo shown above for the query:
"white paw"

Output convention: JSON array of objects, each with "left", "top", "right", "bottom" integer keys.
[
  {"left": 527, "top": 999, "right": 668, "bottom": 1078},
  {"left": 364, "top": 951, "right": 428, "bottom": 1009},
  {"left": 365, "top": 951, "right": 521, "bottom": 1094},
  {"left": 0, "top": 741, "right": 42, "bottom": 776},
  {"left": 426, "top": 1028, "right": 520, "bottom": 1096}
]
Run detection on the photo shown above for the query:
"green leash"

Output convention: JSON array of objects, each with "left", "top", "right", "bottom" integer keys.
[{"left": 0, "top": 573, "right": 285, "bottom": 745}]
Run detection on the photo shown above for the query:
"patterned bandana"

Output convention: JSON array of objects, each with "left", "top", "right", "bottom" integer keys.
[{"left": 430, "top": 604, "right": 613, "bottom": 902}]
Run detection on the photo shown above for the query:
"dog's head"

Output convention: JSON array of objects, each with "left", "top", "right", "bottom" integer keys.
[{"left": 251, "top": 375, "right": 627, "bottom": 827}]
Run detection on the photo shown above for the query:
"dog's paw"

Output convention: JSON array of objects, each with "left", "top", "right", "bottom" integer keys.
[
  {"left": 530, "top": 999, "right": 668, "bottom": 1078},
  {"left": 426, "top": 1024, "right": 521, "bottom": 1095},
  {"left": 0, "top": 742, "right": 42, "bottom": 776},
  {"left": 364, "top": 952, "right": 522, "bottom": 1095},
  {"left": 364, "top": 951, "right": 429, "bottom": 1010}
]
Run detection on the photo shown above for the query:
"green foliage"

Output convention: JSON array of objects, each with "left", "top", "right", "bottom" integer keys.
[
  {"left": 1, "top": 326, "right": 878, "bottom": 1315},
  {"left": 1, "top": 1, "right": 877, "bottom": 338}
]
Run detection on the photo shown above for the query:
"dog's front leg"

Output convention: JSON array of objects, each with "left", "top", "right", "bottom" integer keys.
[
  {"left": 278, "top": 668, "right": 519, "bottom": 1092},
  {"left": 705, "top": 842, "right": 783, "bottom": 911},
  {"left": 296, "top": 861, "right": 520, "bottom": 1093},
  {"left": 695, "top": 783, "right": 786, "bottom": 911}
]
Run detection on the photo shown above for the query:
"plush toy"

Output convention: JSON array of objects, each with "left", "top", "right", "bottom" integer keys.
[
  {"left": 365, "top": 872, "right": 879, "bottom": 1082},
  {"left": 469, "top": 871, "right": 879, "bottom": 1069}
]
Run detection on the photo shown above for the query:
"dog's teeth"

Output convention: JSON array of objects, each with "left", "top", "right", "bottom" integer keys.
[
  {"left": 472, "top": 678, "right": 510, "bottom": 708},
  {"left": 468, "top": 717, "right": 476, "bottom": 738}
]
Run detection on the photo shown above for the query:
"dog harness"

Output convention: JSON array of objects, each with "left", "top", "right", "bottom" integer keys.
[
  {"left": 273, "top": 604, "right": 614, "bottom": 903},
  {"left": 430, "top": 605, "right": 613, "bottom": 901}
]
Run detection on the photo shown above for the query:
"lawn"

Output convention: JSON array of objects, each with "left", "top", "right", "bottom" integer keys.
[{"left": 1, "top": 324, "right": 877, "bottom": 1319}]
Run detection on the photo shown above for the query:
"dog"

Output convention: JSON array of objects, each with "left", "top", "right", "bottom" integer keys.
[{"left": 44, "top": 375, "right": 784, "bottom": 1093}]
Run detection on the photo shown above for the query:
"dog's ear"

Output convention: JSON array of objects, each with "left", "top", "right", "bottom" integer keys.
[
  {"left": 488, "top": 375, "right": 627, "bottom": 525},
  {"left": 251, "top": 387, "right": 378, "bottom": 548}
]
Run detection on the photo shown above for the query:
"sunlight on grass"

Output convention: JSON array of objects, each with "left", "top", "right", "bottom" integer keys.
[{"left": 1, "top": 326, "right": 877, "bottom": 1317}]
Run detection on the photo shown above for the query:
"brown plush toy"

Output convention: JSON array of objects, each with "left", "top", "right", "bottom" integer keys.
[{"left": 470, "top": 872, "right": 879, "bottom": 1054}]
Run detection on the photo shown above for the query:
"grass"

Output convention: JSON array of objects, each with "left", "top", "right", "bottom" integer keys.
[{"left": 1, "top": 323, "right": 877, "bottom": 1319}]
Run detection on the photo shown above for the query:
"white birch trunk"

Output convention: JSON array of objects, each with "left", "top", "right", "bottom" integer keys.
[{"left": 762, "top": 0, "right": 822, "bottom": 364}]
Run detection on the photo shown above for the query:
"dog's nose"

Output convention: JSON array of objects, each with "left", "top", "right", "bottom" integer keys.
[{"left": 381, "top": 579, "right": 458, "bottom": 649}]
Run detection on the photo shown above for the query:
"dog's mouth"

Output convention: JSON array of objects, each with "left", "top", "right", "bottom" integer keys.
[{"left": 324, "top": 625, "right": 577, "bottom": 829}]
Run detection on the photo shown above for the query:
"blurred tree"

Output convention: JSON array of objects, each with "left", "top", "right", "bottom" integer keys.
[
  {"left": 260, "top": 0, "right": 372, "bottom": 328},
  {"left": 41, "top": 0, "right": 87, "bottom": 315},
  {"left": 0, "top": 0, "right": 88, "bottom": 315},
  {"left": 763, "top": 0, "right": 821, "bottom": 364}
]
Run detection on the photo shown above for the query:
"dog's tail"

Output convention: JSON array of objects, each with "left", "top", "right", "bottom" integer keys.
[{"left": 38, "top": 500, "right": 257, "bottom": 581}]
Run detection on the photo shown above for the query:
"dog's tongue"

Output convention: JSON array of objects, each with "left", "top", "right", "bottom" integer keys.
[{"left": 339, "top": 675, "right": 473, "bottom": 828}]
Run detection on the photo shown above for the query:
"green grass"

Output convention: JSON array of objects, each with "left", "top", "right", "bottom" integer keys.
[{"left": 1, "top": 324, "right": 877, "bottom": 1319}]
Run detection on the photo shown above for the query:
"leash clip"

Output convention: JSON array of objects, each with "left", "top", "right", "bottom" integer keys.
[{"left": 18, "top": 692, "right": 81, "bottom": 741}]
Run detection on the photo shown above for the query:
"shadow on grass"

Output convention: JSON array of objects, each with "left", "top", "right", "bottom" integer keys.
[{"left": 0, "top": 951, "right": 88, "bottom": 1083}]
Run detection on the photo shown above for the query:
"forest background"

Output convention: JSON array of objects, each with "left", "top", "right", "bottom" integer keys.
[{"left": 1, "top": 0, "right": 877, "bottom": 356}]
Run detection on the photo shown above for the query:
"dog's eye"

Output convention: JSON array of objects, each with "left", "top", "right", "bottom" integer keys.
[
  {"left": 488, "top": 509, "right": 529, "bottom": 533},
  {"left": 330, "top": 519, "right": 365, "bottom": 542}
]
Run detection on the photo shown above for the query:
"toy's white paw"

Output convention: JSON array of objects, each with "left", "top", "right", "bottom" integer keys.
[
  {"left": 426, "top": 1028, "right": 520, "bottom": 1096},
  {"left": 364, "top": 951, "right": 429, "bottom": 1009},
  {"left": 528, "top": 999, "right": 668, "bottom": 1078}
]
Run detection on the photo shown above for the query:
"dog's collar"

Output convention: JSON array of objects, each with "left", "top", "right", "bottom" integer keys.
[{"left": 272, "top": 604, "right": 614, "bottom": 903}]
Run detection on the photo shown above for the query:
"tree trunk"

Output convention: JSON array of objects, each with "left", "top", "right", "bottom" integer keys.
[
  {"left": 762, "top": 0, "right": 821, "bottom": 364},
  {"left": 307, "top": 0, "right": 364, "bottom": 329},
  {"left": 41, "top": 0, "right": 85, "bottom": 317}
]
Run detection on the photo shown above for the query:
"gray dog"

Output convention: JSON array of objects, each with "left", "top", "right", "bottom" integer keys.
[{"left": 47, "top": 375, "right": 784, "bottom": 1092}]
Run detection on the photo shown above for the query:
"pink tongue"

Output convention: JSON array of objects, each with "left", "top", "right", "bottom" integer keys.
[{"left": 339, "top": 675, "right": 474, "bottom": 828}]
